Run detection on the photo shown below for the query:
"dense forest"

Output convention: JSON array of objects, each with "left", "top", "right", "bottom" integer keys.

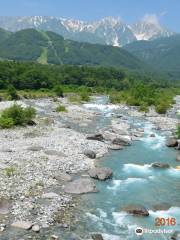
[{"left": 0, "top": 61, "right": 176, "bottom": 91}]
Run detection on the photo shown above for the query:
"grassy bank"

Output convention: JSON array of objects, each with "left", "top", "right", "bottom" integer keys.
[{"left": 109, "top": 84, "right": 180, "bottom": 114}]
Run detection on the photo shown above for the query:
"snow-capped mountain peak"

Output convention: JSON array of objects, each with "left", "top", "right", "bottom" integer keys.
[{"left": 0, "top": 16, "right": 175, "bottom": 46}]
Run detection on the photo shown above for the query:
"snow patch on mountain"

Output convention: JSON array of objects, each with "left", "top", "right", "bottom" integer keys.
[{"left": 0, "top": 16, "right": 175, "bottom": 46}]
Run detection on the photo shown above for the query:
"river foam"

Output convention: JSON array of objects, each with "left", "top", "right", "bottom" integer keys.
[
  {"left": 149, "top": 207, "right": 180, "bottom": 218},
  {"left": 107, "top": 177, "right": 148, "bottom": 190},
  {"left": 84, "top": 103, "right": 120, "bottom": 112},
  {"left": 123, "top": 163, "right": 152, "bottom": 176}
]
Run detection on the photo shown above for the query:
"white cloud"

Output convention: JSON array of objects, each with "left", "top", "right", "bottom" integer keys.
[{"left": 142, "top": 14, "right": 160, "bottom": 25}]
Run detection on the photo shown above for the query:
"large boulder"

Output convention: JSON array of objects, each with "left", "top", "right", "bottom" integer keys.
[
  {"left": 83, "top": 150, "right": 96, "bottom": 159},
  {"left": 86, "top": 134, "right": 104, "bottom": 142},
  {"left": 88, "top": 167, "right": 113, "bottom": 181},
  {"left": 112, "top": 137, "right": 131, "bottom": 146},
  {"left": 64, "top": 178, "right": 97, "bottom": 194},
  {"left": 108, "top": 145, "right": 124, "bottom": 150},
  {"left": 171, "top": 231, "right": 180, "bottom": 240},
  {"left": 53, "top": 172, "right": 72, "bottom": 182},
  {"left": 91, "top": 234, "right": 104, "bottom": 240},
  {"left": 11, "top": 221, "right": 33, "bottom": 230},
  {"left": 166, "top": 138, "right": 178, "bottom": 147},
  {"left": 121, "top": 204, "right": 149, "bottom": 216},
  {"left": 151, "top": 163, "right": 170, "bottom": 169},
  {"left": 176, "top": 153, "right": 180, "bottom": 162},
  {"left": 102, "top": 131, "right": 116, "bottom": 141},
  {"left": 111, "top": 120, "right": 130, "bottom": 136}
]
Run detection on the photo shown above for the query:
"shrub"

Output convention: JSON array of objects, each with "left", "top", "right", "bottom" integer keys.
[
  {"left": 80, "top": 91, "right": 90, "bottom": 102},
  {"left": 139, "top": 104, "right": 149, "bottom": 113},
  {"left": 0, "top": 117, "right": 14, "bottom": 128},
  {"left": 4, "top": 167, "right": 16, "bottom": 177},
  {"left": 0, "top": 104, "right": 36, "bottom": 128},
  {"left": 7, "top": 85, "right": 19, "bottom": 100},
  {"left": 68, "top": 94, "right": 81, "bottom": 103},
  {"left": 155, "top": 102, "right": 170, "bottom": 114},
  {"left": 53, "top": 85, "right": 64, "bottom": 97},
  {"left": 55, "top": 105, "right": 67, "bottom": 112}
]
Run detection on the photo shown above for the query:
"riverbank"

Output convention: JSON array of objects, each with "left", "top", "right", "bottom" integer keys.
[{"left": 0, "top": 95, "right": 179, "bottom": 239}]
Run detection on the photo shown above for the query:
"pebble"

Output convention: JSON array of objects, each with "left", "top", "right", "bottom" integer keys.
[
  {"left": 32, "top": 224, "right": 40, "bottom": 232},
  {"left": 51, "top": 235, "right": 59, "bottom": 240},
  {"left": 42, "top": 192, "right": 59, "bottom": 199}
]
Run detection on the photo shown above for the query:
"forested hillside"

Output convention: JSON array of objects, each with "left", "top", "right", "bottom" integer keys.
[
  {"left": 124, "top": 34, "right": 180, "bottom": 80},
  {"left": 0, "top": 28, "right": 146, "bottom": 70}
]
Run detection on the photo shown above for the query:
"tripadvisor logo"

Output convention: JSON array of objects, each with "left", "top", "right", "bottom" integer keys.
[{"left": 135, "top": 227, "right": 143, "bottom": 236}]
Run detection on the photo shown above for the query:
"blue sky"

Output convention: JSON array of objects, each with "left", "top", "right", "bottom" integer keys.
[{"left": 0, "top": 0, "right": 179, "bottom": 32}]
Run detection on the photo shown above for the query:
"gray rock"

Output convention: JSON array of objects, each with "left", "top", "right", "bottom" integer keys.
[
  {"left": 91, "top": 234, "right": 104, "bottom": 240},
  {"left": 88, "top": 167, "right": 113, "bottom": 181},
  {"left": 51, "top": 235, "right": 59, "bottom": 240},
  {"left": 171, "top": 231, "right": 180, "bottom": 240},
  {"left": 83, "top": 150, "right": 96, "bottom": 159},
  {"left": 112, "top": 137, "right": 131, "bottom": 146},
  {"left": 86, "top": 134, "right": 104, "bottom": 141},
  {"left": 42, "top": 192, "right": 59, "bottom": 199},
  {"left": 64, "top": 178, "right": 97, "bottom": 194},
  {"left": 108, "top": 145, "right": 124, "bottom": 150},
  {"left": 27, "top": 146, "right": 44, "bottom": 151},
  {"left": 151, "top": 163, "right": 170, "bottom": 169},
  {"left": 150, "top": 133, "right": 156, "bottom": 137},
  {"left": 176, "top": 143, "right": 180, "bottom": 150},
  {"left": 11, "top": 221, "right": 33, "bottom": 230},
  {"left": 32, "top": 224, "right": 40, "bottom": 232},
  {"left": 1, "top": 148, "right": 13, "bottom": 153},
  {"left": 27, "top": 120, "right": 37, "bottom": 126},
  {"left": 69, "top": 233, "right": 81, "bottom": 240},
  {"left": 0, "top": 199, "right": 11, "bottom": 215},
  {"left": 121, "top": 204, "right": 149, "bottom": 216},
  {"left": 176, "top": 153, "right": 180, "bottom": 162},
  {"left": 166, "top": 138, "right": 178, "bottom": 147},
  {"left": 54, "top": 172, "right": 72, "bottom": 182}
]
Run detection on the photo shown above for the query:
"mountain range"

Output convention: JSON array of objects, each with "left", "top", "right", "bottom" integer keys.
[
  {"left": 0, "top": 16, "right": 175, "bottom": 47},
  {"left": 0, "top": 28, "right": 146, "bottom": 70}
]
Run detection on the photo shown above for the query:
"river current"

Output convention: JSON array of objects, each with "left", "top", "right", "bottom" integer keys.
[{"left": 74, "top": 96, "right": 180, "bottom": 240}]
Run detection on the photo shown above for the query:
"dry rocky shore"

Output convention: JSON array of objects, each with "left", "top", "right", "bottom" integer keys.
[{"left": 0, "top": 96, "right": 179, "bottom": 240}]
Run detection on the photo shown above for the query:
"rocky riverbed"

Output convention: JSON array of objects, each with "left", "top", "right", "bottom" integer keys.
[{"left": 0, "top": 95, "right": 179, "bottom": 240}]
